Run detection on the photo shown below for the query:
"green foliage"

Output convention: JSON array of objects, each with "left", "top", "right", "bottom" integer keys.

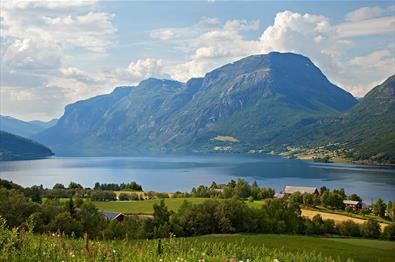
[
  {"left": 373, "top": 198, "right": 387, "bottom": 218},
  {"left": 90, "top": 191, "right": 116, "bottom": 201},
  {"left": 94, "top": 182, "right": 142, "bottom": 191}
]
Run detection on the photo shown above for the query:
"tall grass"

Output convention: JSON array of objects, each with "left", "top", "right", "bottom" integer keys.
[{"left": 0, "top": 217, "right": 351, "bottom": 262}]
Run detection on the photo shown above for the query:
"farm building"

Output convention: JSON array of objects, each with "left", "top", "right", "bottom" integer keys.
[
  {"left": 103, "top": 211, "right": 125, "bottom": 222},
  {"left": 284, "top": 186, "right": 319, "bottom": 195},
  {"left": 343, "top": 200, "right": 362, "bottom": 211},
  {"left": 274, "top": 193, "right": 285, "bottom": 199}
]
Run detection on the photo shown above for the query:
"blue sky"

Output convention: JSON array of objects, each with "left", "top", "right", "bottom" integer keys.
[{"left": 1, "top": 0, "right": 394, "bottom": 120}]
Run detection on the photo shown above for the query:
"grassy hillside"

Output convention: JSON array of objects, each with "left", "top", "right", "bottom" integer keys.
[
  {"left": 0, "top": 131, "right": 53, "bottom": 160},
  {"left": 275, "top": 75, "right": 395, "bottom": 164}
]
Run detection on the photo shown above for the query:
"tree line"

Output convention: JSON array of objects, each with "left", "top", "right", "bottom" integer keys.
[{"left": 0, "top": 179, "right": 394, "bottom": 241}]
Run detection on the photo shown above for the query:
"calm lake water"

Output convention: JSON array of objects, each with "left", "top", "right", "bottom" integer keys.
[{"left": 0, "top": 154, "right": 394, "bottom": 202}]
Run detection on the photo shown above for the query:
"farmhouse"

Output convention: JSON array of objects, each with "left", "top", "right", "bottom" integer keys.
[
  {"left": 343, "top": 200, "right": 362, "bottom": 211},
  {"left": 284, "top": 186, "right": 319, "bottom": 195},
  {"left": 103, "top": 211, "right": 125, "bottom": 222}
]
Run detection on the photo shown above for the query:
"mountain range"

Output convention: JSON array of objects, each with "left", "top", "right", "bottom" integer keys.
[
  {"left": 34, "top": 52, "right": 362, "bottom": 154},
  {"left": 0, "top": 115, "right": 57, "bottom": 138},
  {"left": 2, "top": 51, "right": 392, "bottom": 164}
]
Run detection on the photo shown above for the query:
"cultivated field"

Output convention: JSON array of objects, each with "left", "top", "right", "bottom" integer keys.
[{"left": 301, "top": 209, "right": 389, "bottom": 230}]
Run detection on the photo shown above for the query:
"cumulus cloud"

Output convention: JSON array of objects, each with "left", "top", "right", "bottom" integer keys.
[
  {"left": 128, "top": 58, "right": 166, "bottom": 79},
  {"left": 155, "top": 9, "right": 394, "bottom": 97},
  {"left": 0, "top": 0, "right": 118, "bottom": 120}
]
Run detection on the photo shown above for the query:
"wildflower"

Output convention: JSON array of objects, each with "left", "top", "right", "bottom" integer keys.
[
  {"left": 113, "top": 249, "right": 116, "bottom": 253},
  {"left": 273, "top": 259, "right": 280, "bottom": 262},
  {"left": 159, "top": 259, "right": 163, "bottom": 262},
  {"left": 202, "top": 252, "right": 206, "bottom": 256}
]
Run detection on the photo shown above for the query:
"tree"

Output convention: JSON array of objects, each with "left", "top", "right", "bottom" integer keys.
[
  {"left": 348, "top": 193, "right": 362, "bottom": 202},
  {"left": 223, "top": 180, "right": 236, "bottom": 198},
  {"left": 373, "top": 198, "right": 386, "bottom": 218},
  {"left": 30, "top": 185, "right": 42, "bottom": 203},
  {"left": 49, "top": 212, "right": 82, "bottom": 237},
  {"left": 119, "top": 193, "right": 130, "bottom": 201},
  {"left": 68, "top": 197, "right": 75, "bottom": 217},
  {"left": 337, "top": 220, "right": 361, "bottom": 237},
  {"left": 250, "top": 181, "right": 260, "bottom": 200},
  {"left": 76, "top": 202, "right": 106, "bottom": 238},
  {"left": 234, "top": 179, "right": 251, "bottom": 198},
  {"left": 303, "top": 194, "right": 314, "bottom": 207},
  {"left": 152, "top": 200, "right": 171, "bottom": 238},
  {"left": 386, "top": 201, "right": 395, "bottom": 221},
  {"left": 289, "top": 192, "right": 303, "bottom": 206},
  {"left": 0, "top": 188, "right": 38, "bottom": 228},
  {"left": 381, "top": 223, "right": 395, "bottom": 240},
  {"left": 68, "top": 182, "right": 83, "bottom": 190},
  {"left": 361, "top": 220, "right": 380, "bottom": 239},
  {"left": 53, "top": 183, "right": 65, "bottom": 190},
  {"left": 345, "top": 206, "right": 353, "bottom": 213}
]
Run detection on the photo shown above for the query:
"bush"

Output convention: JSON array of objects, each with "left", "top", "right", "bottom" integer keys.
[
  {"left": 119, "top": 193, "right": 130, "bottom": 201},
  {"left": 337, "top": 220, "right": 361, "bottom": 237},
  {"left": 361, "top": 219, "right": 381, "bottom": 239},
  {"left": 90, "top": 191, "right": 116, "bottom": 201}
]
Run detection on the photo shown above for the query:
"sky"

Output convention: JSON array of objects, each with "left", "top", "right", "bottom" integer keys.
[{"left": 0, "top": 0, "right": 394, "bottom": 121}]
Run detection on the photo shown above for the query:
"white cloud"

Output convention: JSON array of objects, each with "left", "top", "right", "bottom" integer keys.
[
  {"left": 128, "top": 58, "right": 166, "bottom": 79},
  {"left": 157, "top": 10, "right": 393, "bottom": 97},
  {"left": 150, "top": 29, "right": 174, "bottom": 40},
  {"left": 345, "top": 6, "right": 385, "bottom": 22},
  {"left": 0, "top": 0, "right": 118, "bottom": 120},
  {"left": 337, "top": 16, "right": 395, "bottom": 37},
  {"left": 2, "top": 39, "right": 61, "bottom": 71}
]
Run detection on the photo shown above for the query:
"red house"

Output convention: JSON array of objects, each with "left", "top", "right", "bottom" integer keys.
[{"left": 342, "top": 200, "right": 362, "bottom": 211}]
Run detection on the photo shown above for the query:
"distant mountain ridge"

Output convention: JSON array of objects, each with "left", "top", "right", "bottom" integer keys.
[
  {"left": 0, "top": 115, "right": 57, "bottom": 138},
  {"left": 0, "top": 131, "right": 54, "bottom": 160},
  {"left": 35, "top": 52, "right": 360, "bottom": 156}
]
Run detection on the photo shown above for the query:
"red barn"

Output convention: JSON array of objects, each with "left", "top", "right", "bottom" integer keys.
[
  {"left": 103, "top": 211, "right": 125, "bottom": 222},
  {"left": 343, "top": 200, "right": 362, "bottom": 211}
]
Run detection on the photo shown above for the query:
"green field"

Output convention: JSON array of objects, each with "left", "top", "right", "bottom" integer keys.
[{"left": 3, "top": 232, "right": 395, "bottom": 262}]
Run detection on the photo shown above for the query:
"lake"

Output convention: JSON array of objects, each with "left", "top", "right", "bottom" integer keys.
[{"left": 0, "top": 154, "right": 394, "bottom": 202}]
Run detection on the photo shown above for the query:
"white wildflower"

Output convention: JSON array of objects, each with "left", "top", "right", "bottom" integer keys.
[{"left": 274, "top": 259, "right": 280, "bottom": 262}]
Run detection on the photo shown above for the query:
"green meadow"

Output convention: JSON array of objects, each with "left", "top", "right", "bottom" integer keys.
[{"left": 2, "top": 230, "right": 395, "bottom": 262}]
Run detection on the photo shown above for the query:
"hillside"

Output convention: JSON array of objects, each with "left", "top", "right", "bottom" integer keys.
[
  {"left": 0, "top": 115, "right": 57, "bottom": 138},
  {"left": 276, "top": 75, "right": 395, "bottom": 164},
  {"left": 0, "top": 131, "right": 54, "bottom": 160},
  {"left": 35, "top": 52, "right": 357, "bottom": 155}
]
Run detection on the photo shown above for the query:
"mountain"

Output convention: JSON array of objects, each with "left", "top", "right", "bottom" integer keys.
[
  {"left": 35, "top": 52, "right": 358, "bottom": 155},
  {"left": 0, "top": 115, "right": 57, "bottom": 138},
  {"left": 0, "top": 131, "right": 54, "bottom": 160},
  {"left": 277, "top": 75, "right": 395, "bottom": 164}
]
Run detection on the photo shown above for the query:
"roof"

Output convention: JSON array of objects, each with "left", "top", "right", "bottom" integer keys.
[
  {"left": 343, "top": 200, "right": 361, "bottom": 205},
  {"left": 284, "top": 186, "right": 318, "bottom": 194},
  {"left": 103, "top": 211, "right": 124, "bottom": 221},
  {"left": 274, "top": 193, "right": 285, "bottom": 199}
]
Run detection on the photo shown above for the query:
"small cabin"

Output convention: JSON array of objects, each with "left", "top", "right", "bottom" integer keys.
[
  {"left": 284, "top": 186, "right": 319, "bottom": 196},
  {"left": 342, "top": 200, "right": 362, "bottom": 211},
  {"left": 103, "top": 211, "right": 125, "bottom": 222}
]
